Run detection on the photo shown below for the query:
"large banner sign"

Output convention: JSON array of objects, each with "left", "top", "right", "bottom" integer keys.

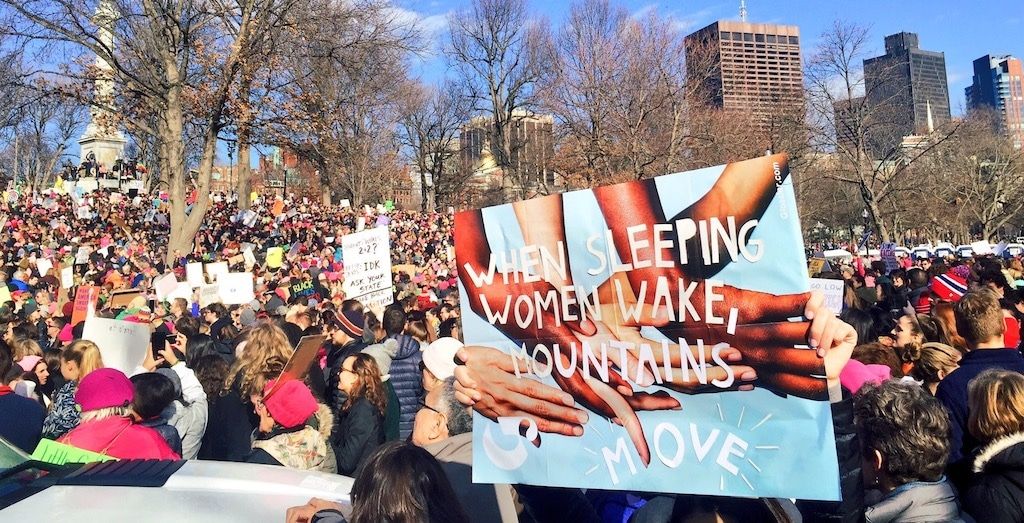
[{"left": 455, "top": 154, "right": 839, "bottom": 500}]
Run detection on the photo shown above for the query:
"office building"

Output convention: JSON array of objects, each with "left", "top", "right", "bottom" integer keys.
[
  {"left": 684, "top": 20, "right": 805, "bottom": 126},
  {"left": 966, "top": 55, "right": 1024, "bottom": 148},
  {"left": 863, "top": 32, "right": 951, "bottom": 153}
]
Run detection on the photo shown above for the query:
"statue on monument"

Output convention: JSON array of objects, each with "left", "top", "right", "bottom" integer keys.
[{"left": 77, "top": 0, "right": 126, "bottom": 176}]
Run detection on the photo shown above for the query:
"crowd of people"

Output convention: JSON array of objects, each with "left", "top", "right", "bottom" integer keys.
[{"left": 5, "top": 185, "right": 1024, "bottom": 522}]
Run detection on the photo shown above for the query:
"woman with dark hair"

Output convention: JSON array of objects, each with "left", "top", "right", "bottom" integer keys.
[
  {"left": 856, "top": 380, "right": 970, "bottom": 522},
  {"left": 332, "top": 353, "right": 386, "bottom": 476},
  {"left": 184, "top": 333, "right": 220, "bottom": 368},
  {"left": 285, "top": 441, "right": 470, "bottom": 523}
]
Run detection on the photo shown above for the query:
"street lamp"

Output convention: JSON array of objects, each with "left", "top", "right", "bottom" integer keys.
[{"left": 226, "top": 141, "right": 235, "bottom": 195}]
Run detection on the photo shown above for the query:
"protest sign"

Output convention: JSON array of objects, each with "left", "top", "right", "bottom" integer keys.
[
  {"left": 82, "top": 317, "right": 150, "bottom": 374},
  {"left": 186, "top": 262, "right": 205, "bottom": 287},
  {"left": 809, "top": 278, "right": 845, "bottom": 314},
  {"left": 218, "top": 272, "right": 256, "bottom": 305},
  {"left": 266, "top": 247, "right": 284, "bottom": 269},
  {"left": 108, "top": 289, "right": 142, "bottom": 309},
  {"left": 243, "top": 248, "right": 257, "bottom": 267},
  {"left": 455, "top": 154, "right": 839, "bottom": 500},
  {"left": 61, "top": 266, "right": 74, "bottom": 289},
  {"left": 0, "top": 286, "right": 10, "bottom": 305},
  {"left": 342, "top": 226, "right": 394, "bottom": 309},
  {"left": 35, "top": 257, "right": 54, "bottom": 278},
  {"left": 154, "top": 273, "right": 179, "bottom": 300},
  {"left": 272, "top": 200, "right": 285, "bottom": 217},
  {"left": 199, "top": 284, "right": 221, "bottom": 307},
  {"left": 971, "top": 240, "right": 993, "bottom": 256},
  {"left": 206, "top": 261, "right": 229, "bottom": 282},
  {"left": 807, "top": 257, "right": 826, "bottom": 277},
  {"left": 880, "top": 242, "right": 899, "bottom": 273},
  {"left": 70, "top": 286, "right": 99, "bottom": 325},
  {"left": 167, "top": 282, "right": 194, "bottom": 303}
]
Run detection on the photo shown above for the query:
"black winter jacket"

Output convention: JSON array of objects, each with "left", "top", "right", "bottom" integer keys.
[
  {"left": 198, "top": 376, "right": 257, "bottom": 462},
  {"left": 964, "top": 433, "right": 1024, "bottom": 523},
  {"left": 332, "top": 396, "right": 383, "bottom": 476}
]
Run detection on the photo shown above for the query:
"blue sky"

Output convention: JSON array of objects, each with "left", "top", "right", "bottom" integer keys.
[{"left": 397, "top": 0, "right": 1024, "bottom": 114}]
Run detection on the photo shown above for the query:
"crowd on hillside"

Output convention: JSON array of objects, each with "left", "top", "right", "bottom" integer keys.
[{"left": 4, "top": 186, "right": 1024, "bottom": 522}]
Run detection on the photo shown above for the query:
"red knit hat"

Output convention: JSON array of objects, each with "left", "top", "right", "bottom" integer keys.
[
  {"left": 931, "top": 273, "right": 968, "bottom": 302},
  {"left": 262, "top": 379, "right": 318, "bottom": 429}
]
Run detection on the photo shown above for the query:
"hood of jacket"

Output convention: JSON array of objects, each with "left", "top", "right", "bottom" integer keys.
[
  {"left": 312, "top": 403, "right": 334, "bottom": 441},
  {"left": 253, "top": 425, "right": 328, "bottom": 472},
  {"left": 424, "top": 431, "right": 472, "bottom": 466},
  {"left": 974, "top": 432, "right": 1024, "bottom": 473},
  {"left": 865, "top": 477, "right": 968, "bottom": 523},
  {"left": 390, "top": 334, "right": 421, "bottom": 360}
]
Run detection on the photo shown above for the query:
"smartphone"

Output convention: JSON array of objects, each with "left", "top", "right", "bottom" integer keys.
[{"left": 150, "top": 331, "right": 170, "bottom": 360}]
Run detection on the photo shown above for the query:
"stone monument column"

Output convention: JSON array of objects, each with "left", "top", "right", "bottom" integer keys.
[{"left": 77, "top": 0, "right": 126, "bottom": 175}]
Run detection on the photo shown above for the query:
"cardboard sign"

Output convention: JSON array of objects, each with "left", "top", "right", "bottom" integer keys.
[
  {"left": 186, "top": 262, "right": 205, "bottom": 287},
  {"left": 262, "top": 335, "right": 327, "bottom": 401},
  {"left": 154, "top": 273, "right": 179, "bottom": 300},
  {"left": 809, "top": 278, "right": 845, "bottom": 314},
  {"left": 82, "top": 317, "right": 150, "bottom": 374},
  {"left": 457, "top": 154, "right": 839, "bottom": 500},
  {"left": 342, "top": 226, "right": 394, "bottom": 308},
  {"left": 206, "top": 262, "right": 229, "bottom": 282},
  {"left": 0, "top": 286, "right": 11, "bottom": 305},
  {"left": 71, "top": 286, "right": 99, "bottom": 326},
  {"left": 198, "top": 284, "right": 221, "bottom": 308},
  {"left": 108, "top": 289, "right": 142, "bottom": 309},
  {"left": 218, "top": 272, "right": 255, "bottom": 305}
]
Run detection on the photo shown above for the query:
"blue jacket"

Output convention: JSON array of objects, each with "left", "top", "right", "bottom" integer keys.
[
  {"left": 388, "top": 334, "right": 423, "bottom": 439},
  {"left": 936, "top": 348, "right": 1024, "bottom": 463}
]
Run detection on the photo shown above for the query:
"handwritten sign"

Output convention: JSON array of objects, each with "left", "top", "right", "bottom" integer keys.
[
  {"left": 82, "top": 317, "right": 150, "bottom": 374},
  {"left": 880, "top": 242, "right": 899, "bottom": 273},
  {"left": 243, "top": 248, "right": 257, "bottom": 268},
  {"left": 36, "top": 258, "right": 54, "bottom": 278},
  {"left": 809, "top": 278, "right": 845, "bottom": 314},
  {"left": 457, "top": 154, "right": 839, "bottom": 500},
  {"left": 342, "top": 226, "right": 393, "bottom": 309}
]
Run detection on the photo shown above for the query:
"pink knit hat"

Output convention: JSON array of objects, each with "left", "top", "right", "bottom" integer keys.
[
  {"left": 262, "top": 379, "right": 318, "bottom": 429},
  {"left": 839, "top": 359, "right": 892, "bottom": 394},
  {"left": 76, "top": 368, "right": 134, "bottom": 412}
]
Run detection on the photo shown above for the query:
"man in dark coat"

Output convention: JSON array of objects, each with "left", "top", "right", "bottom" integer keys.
[
  {"left": 382, "top": 306, "right": 422, "bottom": 439},
  {"left": 0, "top": 342, "right": 45, "bottom": 452}
]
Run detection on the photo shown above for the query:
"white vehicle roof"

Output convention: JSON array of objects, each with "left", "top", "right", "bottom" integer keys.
[{"left": 0, "top": 460, "right": 353, "bottom": 522}]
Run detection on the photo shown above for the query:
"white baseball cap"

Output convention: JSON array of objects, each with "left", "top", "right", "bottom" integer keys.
[{"left": 421, "top": 337, "right": 464, "bottom": 380}]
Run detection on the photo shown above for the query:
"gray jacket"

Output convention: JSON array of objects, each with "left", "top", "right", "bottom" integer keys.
[
  {"left": 165, "top": 363, "right": 209, "bottom": 460},
  {"left": 425, "top": 432, "right": 518, "bottom": 523},
  {"left": 865, "top": 477, "right": 974, "bottom": 523}
]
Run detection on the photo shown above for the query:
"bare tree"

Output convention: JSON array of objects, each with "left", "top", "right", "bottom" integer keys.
[
  {"left": 448, "top": 0, "right": 552, "bottom": 200},
  {"left": 1, "top": 94, "right": 85, "bottom": 190},
  {"left": 261, "top": 0, "right": 419, "bottom": 207},
  {"left": 399, "top": 81, "right": 470, "bottom": 211}
]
